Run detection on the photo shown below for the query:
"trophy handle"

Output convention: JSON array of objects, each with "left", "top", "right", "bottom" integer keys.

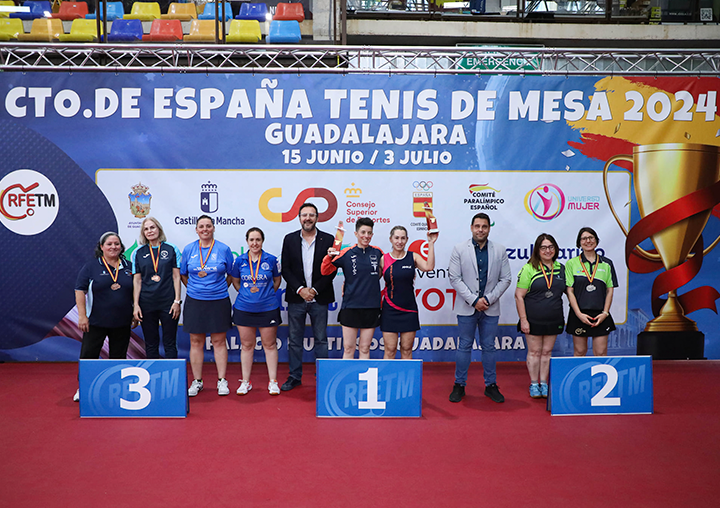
[{"left": 603, "top": 154, "right": 661, "bottom": 261}]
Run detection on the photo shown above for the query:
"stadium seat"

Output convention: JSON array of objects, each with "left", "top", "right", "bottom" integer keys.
[
  {"left": 198, "top": 2, "right": 232, "bottom": 20},
  {"left": 273, "top": 2, "right": 303, "bottom": 22},
  {"left": 226, "top": 19, "right": 260, "bottom": 43},
  {"left": 59, "top": 18, "right": 101, "bottom": 41},
  {"left": 106, "top": 18, "right": 142, "bottom": 41},
  {"left": 17, "top": 17, "right": 63, "bottom": 40},
  {"left": 51, "top": 1, "right": 89, "bottom": 20},
  {"left": 161, "top": 2, "right": 196, "bottom": 20},
  {"left": 124, "top": 1, "right": 161, "bottom": 20},
  {"left": 142, "top": 18, "right": 182, "bottom": 41},
  {"left": 184, "top": 19, "right": 218, "bottom": 42},
  {"left": 235, "top": 2, "right": 268, "bottom": 22},
  {"left": 9, "top": 1, "right": 52, "bottom": 20},
  {"left": 0, "top": 0, "right": 15, "bottom": 18},
  {"left": 0, "top": 18, "right": 24, "bottom": 39},
  {"left": 85, "top": 1, "right": 124, "bottom": 20},
  {"left": 266, "top": 19, "right": 300, "bottom": 43}
]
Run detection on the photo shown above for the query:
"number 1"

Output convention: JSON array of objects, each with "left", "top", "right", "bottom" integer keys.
[{"left": 358, "top": 368, "right": 386, "bottom": 409}]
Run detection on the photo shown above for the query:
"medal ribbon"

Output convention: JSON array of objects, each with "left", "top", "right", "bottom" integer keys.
[
  {"left": 249, "top": 252, "right": 261, "bottom": 285},
  {"left": 149, "top": 243, "right": 161, "bottom": 274},
  {"left": 198, "top": 239, "right": 215, "bottom": 271},
  {"left": 539, "top": 263, "right": 553, "bottom": 290},
  {"left": 580, "top": 253, "right": 599, "bottom": 284},
  {"left": 101, "top": 256, "right": 120, "bottom": 284}
]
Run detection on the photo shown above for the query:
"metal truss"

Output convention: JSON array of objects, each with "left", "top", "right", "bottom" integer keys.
[{"left": 1, "top": 43, "right": 719, "bottom": 75}]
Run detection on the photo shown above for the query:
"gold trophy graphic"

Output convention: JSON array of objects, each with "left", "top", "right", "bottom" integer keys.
[{"left": 604, "top": 143, "right": 720, "bottom": 359}]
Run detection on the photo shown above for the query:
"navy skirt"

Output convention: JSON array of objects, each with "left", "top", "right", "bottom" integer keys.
[{"left": 183, "top": 296, "right": 232, "bottom": 334}]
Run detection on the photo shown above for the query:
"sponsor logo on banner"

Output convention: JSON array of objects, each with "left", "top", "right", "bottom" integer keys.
[
  {"left": 408, "top": 239, "right": 430, "bottom": 260},
  {"left": 259, "top": 187, "right": 338, "bottom": 222},
  {"left": 566, "top": 195, "right": 602, "bottom": 211},
  {"left": 200, "top": 181, "right": 218, "bottom": 213},
  {"left": 128, "top": 182, "right": 152, "bottom": 218},
  {"left": 0, "top": 169, "right": 59, "bottom": 236},
  {"left": 524, "top": 183, "right": 565, "bottom": 221},
  {"left": 344, "top": 181, "right": 390, "bottom": 226},
  {"left": 411, "top": 181, "right": 433, "bottom": 232},
  {"left": 464, "top": 183, "right": 504, "bottom": 211}
]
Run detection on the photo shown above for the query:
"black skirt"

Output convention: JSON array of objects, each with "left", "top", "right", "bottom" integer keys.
[
  {"left": 339, "top": 308, "right": 381, "bottom": 329},
  {"left": 566, "top": 308, "right": 616, "bottom": 337},
  {"left": 233, "top": 308, "right": 282, "bottom": 328},
  {"left": 183, "top": 296, "right": 232, "bottom": 334}
]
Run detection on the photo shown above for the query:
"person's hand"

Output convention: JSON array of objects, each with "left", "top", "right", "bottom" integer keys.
[
  {"left": 474, "top": 298, "right": 489, "bottom": 312},
  {"left": 133, "top": 304, "right": 143, "bottom": 322},
  {"left": 299, "top": 287, "right": 314, "bottom": 301},
  {"left": 170, "top": 302, "right": 181, "bottom": 320},
  {"left": 327, "top": 247, "right": 339, "bottom": 258},
  {"left": 131, "top": 318, "right": 140, "bottom": 329},
  {"left": 578, "top": 312, "right": 594, "bottom": 326},
  {"left": 427, "top": 231, "right": 438, "bottom": 244},
  {"left": 593, "top": 312, "right": 608, "bottom": 325},
  {"left": 78, "top": 315, "right": 89, "bottom": 333},
  {"left": 520, "top": 317, "right": 530, "bottom": 334}
]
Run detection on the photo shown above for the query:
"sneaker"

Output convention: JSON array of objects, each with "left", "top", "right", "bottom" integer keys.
[
  {"left": 73, "top": 389, "right": 80, "bottom": 402},
  {"left": 217, "top": 378, "right": 230, "bottom": 396},
  {"left": 188, "top": 379, "right": 203, "bottom": 397},
  {"left": 529, "top": 382, "right": 542, "bottom": 399},
  {"left": 540, "top": 382, "right": 549, "bottom": 398},
  {"left": 449, "top": 383, "right": 465, "bottom": 403},
  {"left": 281, "top": 377, "right": 302, "bottom": 391},
  {"left": 268, "top": 379, "right": 280, "bottom": 395},
  {"left": 484, "top": 383, "right": 505, "bottom": 403},
  {"left": 237, "top": 379, "right": 252, "bottom": 395}
]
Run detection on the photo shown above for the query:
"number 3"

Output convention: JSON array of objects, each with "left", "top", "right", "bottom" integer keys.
[
  {"left": 590, "top": 364, "right": 621, "bottom": 407},
  {"left": 120, "top": 367, "right": 152, "bottom": 410}
]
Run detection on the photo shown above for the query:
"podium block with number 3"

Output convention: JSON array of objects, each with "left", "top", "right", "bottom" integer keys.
[
  {"left": 79, "top": 359, "right": 188, "bottom": 418},
  {"left": 316, "top": 359, "right": 422, "bottom": 417},
  {"left": 549, "top": 356, "right": 653, "bottom": 416}
]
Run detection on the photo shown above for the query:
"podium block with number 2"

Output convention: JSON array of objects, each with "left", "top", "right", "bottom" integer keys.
[
  {"left": 549, "top": 356, "right": 653, "bottom": 416},
  {"left": 79, "top": 359, "right": 188, "bottom": 418},
  {"left": 316, "top": 359, "right": 422, "bottom": 417}
]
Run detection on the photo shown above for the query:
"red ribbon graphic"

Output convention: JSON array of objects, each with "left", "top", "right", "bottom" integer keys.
[{"left": 625, "top": 180, "right": 720, "bottom": 317}]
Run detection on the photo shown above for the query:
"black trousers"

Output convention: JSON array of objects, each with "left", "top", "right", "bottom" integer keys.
[
  {"left": 79, "top": 324, "right": 132, "bottom": 359},
  {"left": 139, "top": 306, "right": 179, "bottom": 359}
]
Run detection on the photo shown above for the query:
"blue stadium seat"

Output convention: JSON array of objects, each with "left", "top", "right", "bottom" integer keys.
[
  {"left": 235, "top": 2, "right": 268, "bottom": 22},
  {"left": 266, "top": 19, "right": 300, "bottom": 44},
  {"left": 199, "top": 2, "right": 232, "bottom": 20},
  {"left": 9, "top": 1, "right": 52, "bottom": 20},
  {"left": 85, "top": 1, "right": 125, "bottom": 20},
  {"left": 106, "top": 18, "right": 143, "bottom": 41}
]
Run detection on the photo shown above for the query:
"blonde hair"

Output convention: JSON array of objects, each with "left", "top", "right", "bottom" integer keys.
[{"left": 139, "top": 217, "right": 167, "bottom": 245}]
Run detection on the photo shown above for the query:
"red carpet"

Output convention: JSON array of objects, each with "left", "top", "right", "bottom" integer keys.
[{"left": 1, "top": 361, "right": 719, "bottom": 507}]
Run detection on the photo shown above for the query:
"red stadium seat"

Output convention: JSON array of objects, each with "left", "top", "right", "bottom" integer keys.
[
  {"left": 52, "top": 1, "right": 89, "bottom": 21},
  {"left": 142, "top": 19, "right": 183, "bottom": 41},
  {"left": 273, "top": 2, "right": 304, "bottom": 22}
]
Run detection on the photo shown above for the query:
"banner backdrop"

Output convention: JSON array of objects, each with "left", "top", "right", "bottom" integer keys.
[{"left": 1, "top": 73, "right": 719, "bottom": 362}]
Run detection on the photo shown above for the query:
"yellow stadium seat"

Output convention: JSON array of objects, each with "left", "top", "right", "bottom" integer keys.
[
  {"left": 17, "top": 18, "right": 63, "bottom": 41},
  {"left": 183, "top": 19, "right": 218, "bottom": 42},
  {"left": 59, "top": 18, "right": 102, "bottom": 41},
  {"left": 226, "top": 19, "right": 261, "bottom": 43},
  {"left": 124, "top": 1, "right": 161, "bottom": 21},
  {"left": 0, "top": 18, "right": 24, "bottom": 40},
  {"left": 161, "top": 2, "right": 197, "bottom": 20},
  {"left": 0, "top": 0, "right": 15, "bottom": 18}
]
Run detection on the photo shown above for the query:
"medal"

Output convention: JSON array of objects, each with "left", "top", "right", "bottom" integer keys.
[
  {"left": 197, "top": 239, "right": 215, "bottom": 279},
  {"left": 545, "top": 290, "right": 553, "bottom": 299},
  {"left": 102, "top": 256, "right": 121, "bottom": 291},
  {"left": 580, "top": 252, "right": 599, "bottom": 291},
  {"left": 540, "top": 263, "right": 554, "bottom": 299},
  {"left": 149, "top": 243, "right": 161, "bottom": 281},
  {"left": 586, "top": 284, "right": 596, "bottom": 292},
  {"left": 249, "top": 252, "right": 262, "bottom": 290}
]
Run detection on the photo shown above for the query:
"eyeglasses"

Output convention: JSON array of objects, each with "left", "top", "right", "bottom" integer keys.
[
  {"left": 300, "top": 213, "right": 317, "bottom": 218},
  {"left": 539, "top": 245, "right": 555, "bottom": 251},
  {"left": 580, "top": 236, "right": 596, "bottom": 242}
]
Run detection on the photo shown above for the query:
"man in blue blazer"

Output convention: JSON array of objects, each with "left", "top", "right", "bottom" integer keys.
[
  {"left": 448, "top": 213, "right": 512, "bottom": 403},
  {"left": 280, "top": 203, "right": 336, "bottom": 391}
]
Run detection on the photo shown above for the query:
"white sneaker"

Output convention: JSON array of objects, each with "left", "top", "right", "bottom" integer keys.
[
  {"left": 268, "top": 379, "right": 280, "bottom": 395},
  {"left": 217, "top": 378, "right": 230, "bottom": 396},
  {"left": 236, "top": 379, "right": 252, "bottom": 395},
  {"left": 188, "top": 379, "right": 203, "bottom": 397},
  {"left": 73, "top": 389, "right": 80, "bottom": 402}
]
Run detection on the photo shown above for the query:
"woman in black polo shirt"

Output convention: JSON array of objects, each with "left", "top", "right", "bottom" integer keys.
[
  {"left": 73, "top": 232, "right": 135, "bottom": 401},
  {"left": 132, "top": 217, "right": 183, "bottom": 359}
]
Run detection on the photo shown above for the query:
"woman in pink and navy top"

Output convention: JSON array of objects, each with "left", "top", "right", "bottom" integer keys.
[{"left": 381, "top": 226, "right": 437, "bottom": 359}]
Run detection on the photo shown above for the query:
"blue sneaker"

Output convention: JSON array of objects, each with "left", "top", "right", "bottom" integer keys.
[
  {"left": 529, "top": 383, "right": 541, "bottom": 399},
  {"left": 540, "top": 382, "right": 549, "bottom": 398}
]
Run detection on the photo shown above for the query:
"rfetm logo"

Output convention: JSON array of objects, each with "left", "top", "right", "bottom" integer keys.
[
  {"left": 525, "top": 183, "right": 565, "bottom": 221},
  {"left": 0, "top": 169, "right": 59, "bottom": 236},
  {"left": 259, "top": 188, "right": 338, "bottom": 222}
]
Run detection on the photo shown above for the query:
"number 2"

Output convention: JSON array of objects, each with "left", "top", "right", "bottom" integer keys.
[
  {"left": 120, "top": 367, "right": 152, "bottom": 410},
  {"left": 590, "top": 364, "right": 621, "bottom": 407},
  {"left": 358, "top": 368, "right": 386, "bottom": 409}
]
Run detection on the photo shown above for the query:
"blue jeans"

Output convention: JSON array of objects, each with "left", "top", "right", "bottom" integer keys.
[
  {"left": 287, "top": 301, "right": 329, "bottom": 381},
  {"left": 455, "top": 311, "right": 499, "bottom": 386}
]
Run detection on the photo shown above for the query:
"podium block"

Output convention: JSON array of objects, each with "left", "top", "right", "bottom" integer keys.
[
  {"left": 316, "top": 359, "right": 422, "bottom": 418},
  {"left": 79, "top": 359, "right": 188, "bottom": 418},
  {"left": 549, "top": 356, "right": 653, "bottom": 416}
]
